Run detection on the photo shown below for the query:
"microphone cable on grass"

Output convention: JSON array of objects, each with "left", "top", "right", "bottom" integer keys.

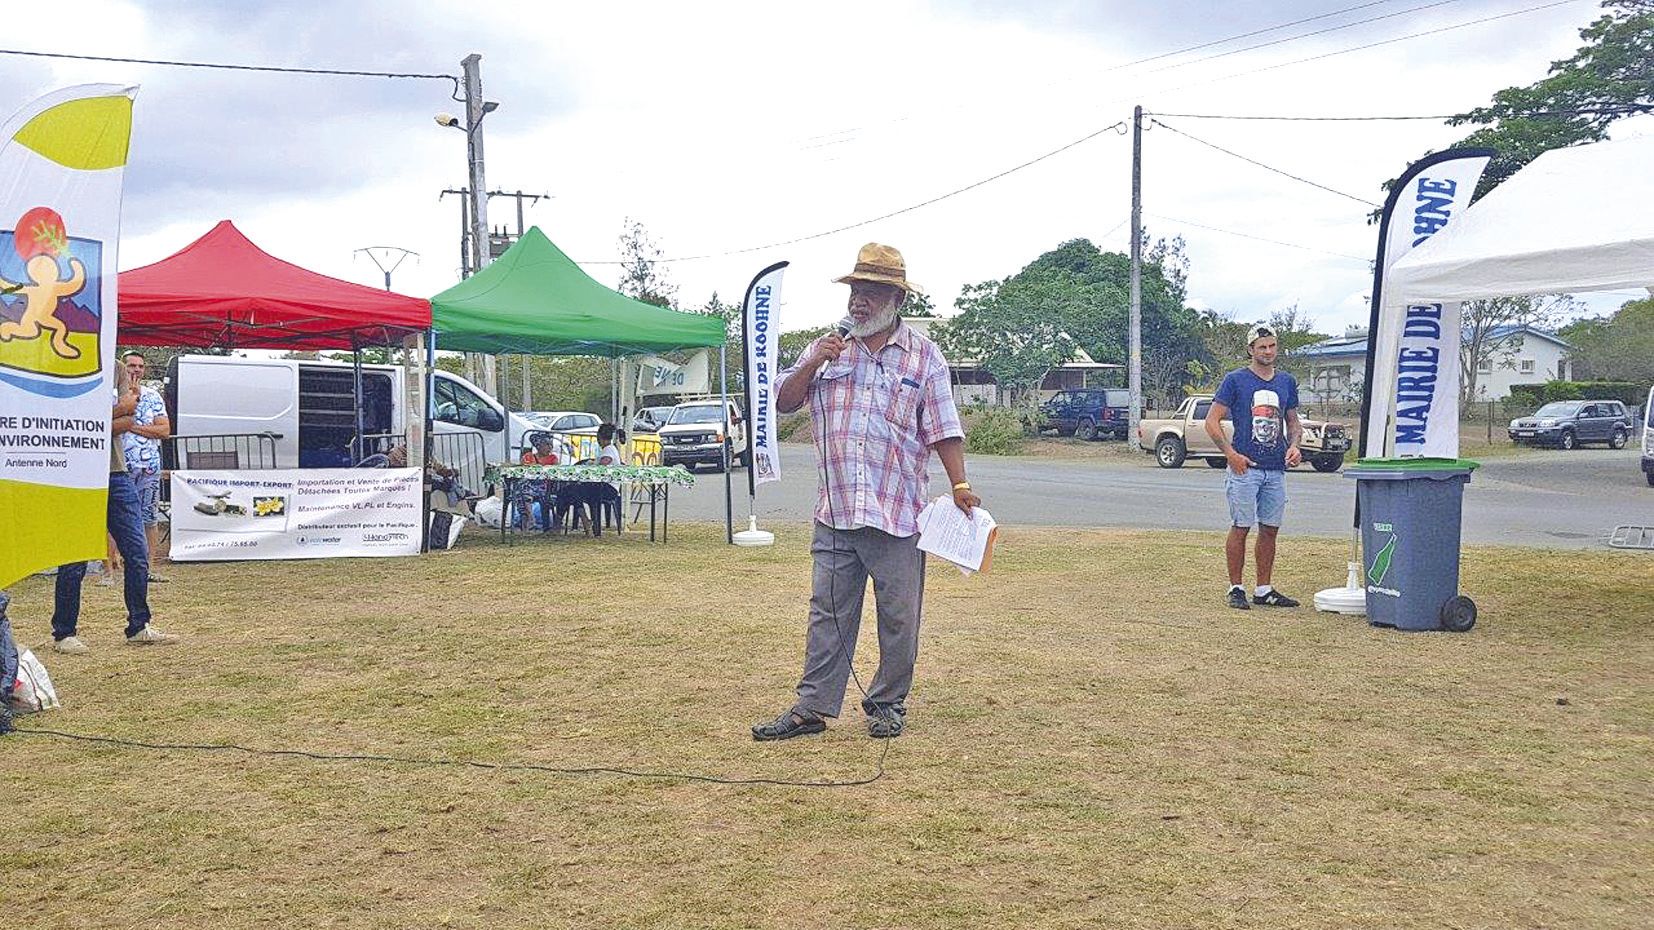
[{"left": 11, "top": 725, "right": 888, "bottom": 788}]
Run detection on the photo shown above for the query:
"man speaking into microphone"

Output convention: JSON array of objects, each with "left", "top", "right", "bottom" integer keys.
[{"left": 752, "top": 243, "right": 978, "bottom": 742}]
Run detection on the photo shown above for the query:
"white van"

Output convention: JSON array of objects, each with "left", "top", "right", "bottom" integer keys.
[
  {"left": 1642, "top": 386, "right": 1653, "bottom": 487},
  {"left": 165, "top": 355, "right": 535, "bottom": 479}
]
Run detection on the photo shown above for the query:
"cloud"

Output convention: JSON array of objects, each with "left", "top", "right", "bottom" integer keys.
[
  {"left": 0, "top": 0, "right": 1624, "bottom": 334},
  {"left": 11, "top": 1, "right": 577, "bottom": 239}
]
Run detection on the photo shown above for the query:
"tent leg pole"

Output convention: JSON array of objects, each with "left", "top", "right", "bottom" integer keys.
[
  {"left": 422, "top": 328, "right": 436, "bottom": 554},
  {"left": 721, "top": 343, "right": 732, "bottom": 545},
  {"left": 352, "top": 335, "right": 365, "bottom": 461}
]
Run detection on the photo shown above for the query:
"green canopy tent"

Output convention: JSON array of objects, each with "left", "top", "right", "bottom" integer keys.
[
  {"left": 429, "top": 226, "right": 738, "bottom": 540},
  {"left": 431, "top": 226, "right": 724, "bottom": 356}
]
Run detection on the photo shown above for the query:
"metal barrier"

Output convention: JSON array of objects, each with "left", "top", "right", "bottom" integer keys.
[
  {"left": 350, "top": 431, "right": 490, "bottom": 496},
  {"left": 158, "top": 432, "right": 283, "bottom": 510},
  {"left": 162, "top": 432, "right": 282, "bottom": 472},
  {"left": 433, "top": 431, "right": 489, "bottom": 495}
]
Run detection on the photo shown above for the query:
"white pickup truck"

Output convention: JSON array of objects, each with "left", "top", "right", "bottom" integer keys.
[
  {"left": 1136, "top": 394, "right": 1351, "bottom": 471},
  {"left": 657, "top": 398, "right": 746, "bottom": 472}
]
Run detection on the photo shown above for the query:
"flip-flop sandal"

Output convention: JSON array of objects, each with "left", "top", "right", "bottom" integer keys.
[
  {"left": 751, "top": 709, "right": 826, "bottom": 742},
  {"left": 867, "top": 708, "right": 905, "bottom": 739}
]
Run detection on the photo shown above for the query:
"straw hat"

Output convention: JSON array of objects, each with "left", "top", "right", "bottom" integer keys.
[{"left": 833, "top": 243, "right": 923, "bottom": 295}]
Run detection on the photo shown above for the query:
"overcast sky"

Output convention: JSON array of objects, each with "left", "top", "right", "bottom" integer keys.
[{"left": 6, "top": 0, "right": 1648, "bottom": 339}]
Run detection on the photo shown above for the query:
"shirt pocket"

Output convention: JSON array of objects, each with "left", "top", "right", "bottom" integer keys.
[{"left": 879, "top": 375, "right": 922, "bottom": 436}]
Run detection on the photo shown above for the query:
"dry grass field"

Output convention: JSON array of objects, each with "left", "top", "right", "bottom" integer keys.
[{"left": 3, "top": 524, "right": 1650, "bottom": 929}]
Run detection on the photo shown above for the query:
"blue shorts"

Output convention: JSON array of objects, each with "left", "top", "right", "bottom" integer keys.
[
  {"left": 1225, "top": 467, "right": 1286, "bottom": 528},
  {"left": 127, "top": 466, "right": 161, "bottom": 526}
]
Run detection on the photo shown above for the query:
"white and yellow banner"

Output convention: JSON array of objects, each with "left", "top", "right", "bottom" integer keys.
[{"left": 0, "top": 84, "right": 136, "bottom": 588}]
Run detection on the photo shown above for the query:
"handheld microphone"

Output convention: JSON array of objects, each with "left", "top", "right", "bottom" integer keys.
[{"left": 816, "top": 317, "right": 855, "bottom": 380}]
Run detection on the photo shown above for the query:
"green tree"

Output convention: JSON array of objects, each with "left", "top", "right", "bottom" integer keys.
[
  {"left": 1560, "top": 296, "right": 1654, "bottom": 381},
  {"left": 991, "top": 235, "right": 1204, "bottom": 384},
  {"left": 616, "top": 218, "right": 677, "bottom": 309},
  {"left": 1381, "top": 1, "right": 1653, "bottom": 207},
  {"left": 1187, "top": 310, "right": 1251, "bottom": 391},
  {"left": 778, "top": 326, "right": 830, "bottom": 368},
  {"left": 902, "top": 291, "right": 940, "bottom": 318},
  {"left": 932, "top": 276, "right": 1079, "bottom": 407},
  {"left": 692, "top": 290, "right": 743, "bottom": 395},
  {"left": 1266, "top": 304, "right": 1330, "bottom": 384}
]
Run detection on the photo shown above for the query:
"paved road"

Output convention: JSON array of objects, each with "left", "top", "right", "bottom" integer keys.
[{"left": 665, "top": 443, "right": 1654, "bottom": 549}]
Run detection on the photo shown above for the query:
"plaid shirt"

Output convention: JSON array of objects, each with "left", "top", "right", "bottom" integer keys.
[{"left": 778, "top": 321, "right": 964, "bottom": 537}]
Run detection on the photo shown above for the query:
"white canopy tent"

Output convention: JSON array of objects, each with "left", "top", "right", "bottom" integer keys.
[
  {"left": 1387, "top": 133, "right": 1654, "bottom": 302},
  {"left": 1367, "top": 133, "right": 1654, "bottom": 456}
]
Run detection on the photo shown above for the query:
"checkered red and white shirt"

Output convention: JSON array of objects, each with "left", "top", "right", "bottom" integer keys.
[{"left": 777, "top": 321, "right": 965, "bottom": 537}]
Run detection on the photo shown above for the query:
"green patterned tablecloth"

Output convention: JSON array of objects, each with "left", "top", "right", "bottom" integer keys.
[{"left": 486, "top": 463, "right": 696, "bottom": 486}]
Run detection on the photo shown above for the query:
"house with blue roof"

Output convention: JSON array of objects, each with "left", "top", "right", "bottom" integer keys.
[{"left": 1295, "top": 324, "right": 1572, "bottom": 403}]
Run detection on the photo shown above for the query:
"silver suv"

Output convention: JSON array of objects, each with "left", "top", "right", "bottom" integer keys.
[{"left": 1508, "top": 400, "right": 1635, "bottom": 450}]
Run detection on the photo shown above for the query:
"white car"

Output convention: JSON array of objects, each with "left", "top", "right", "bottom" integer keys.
[{"left": 525, "top": 411, "right": 602, "bottom": 460}]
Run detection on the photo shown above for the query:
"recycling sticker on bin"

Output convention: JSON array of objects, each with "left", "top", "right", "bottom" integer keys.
[{"left": 1367, "top": 523, "right": 1400, "bottom": 598}]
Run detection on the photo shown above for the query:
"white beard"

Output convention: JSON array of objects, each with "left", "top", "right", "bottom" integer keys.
[{"left": 849, "top": 303, "right": 899, "bottom": 338}]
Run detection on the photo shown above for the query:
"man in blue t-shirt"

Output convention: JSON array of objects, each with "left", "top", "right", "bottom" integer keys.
[{"left": 1204, "top": 325, "right": 1303, "bottom": 611}]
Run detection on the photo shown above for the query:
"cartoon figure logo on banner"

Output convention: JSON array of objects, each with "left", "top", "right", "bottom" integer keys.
[
  {"left": 1251, "top": 388, "right": 1282, "bottom": 448},
  {"left": 0, "top": 205, "right": 102, "bottom": 384}
]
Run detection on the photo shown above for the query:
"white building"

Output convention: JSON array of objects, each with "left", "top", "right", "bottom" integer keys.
[{"left": 1296, "top": 325, "right": 1571, "bottom": 403}]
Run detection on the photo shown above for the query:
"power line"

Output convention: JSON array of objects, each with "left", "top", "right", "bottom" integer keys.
[
  {"left": 790, "top": 0, "right": 1423, "bottom": 151},
  {"left": 0, "top": 46, "right": 459, "bottom": 93},
  {"left": 1132, "top": 0, "right": 1470, "bottom": 78},
  {"left": 1148, "top": 104, "right": 1654, "bottom": 122},
  {"left": 1094, "top": 0, "right": 1407, "bottom": 71},
  {"left": 588, "top": 121, "right": 1130, "bottom": 265},
  {"left": 1149, "top": 118, "right": 1379, "bottom": 207},
  {"left": 747, "top": 1, "right": 1581, "bottom": 262},
  {"left": 1147, "top": 0, "right": 1588, "bottom": 100},
  {"left": 1144, "top": 212, "right": 1370, "bottom": 263}
]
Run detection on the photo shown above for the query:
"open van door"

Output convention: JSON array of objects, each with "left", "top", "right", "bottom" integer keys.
[{"left": 431, "top": 370, "right": 534, "bottom": 490}]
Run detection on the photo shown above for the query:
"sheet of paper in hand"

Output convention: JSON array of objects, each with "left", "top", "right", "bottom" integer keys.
[{"left": 916, "top": 495, "right": 998, "bottom": 575}]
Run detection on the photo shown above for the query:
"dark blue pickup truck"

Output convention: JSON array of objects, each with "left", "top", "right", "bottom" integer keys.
[{"left": 1039, "top": 388, "right": 1131, "bottom": 441}]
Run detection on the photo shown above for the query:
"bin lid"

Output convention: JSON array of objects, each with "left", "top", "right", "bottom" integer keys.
[{"left": 1346, "top": 456, "right": 1479, "bottom": 480}]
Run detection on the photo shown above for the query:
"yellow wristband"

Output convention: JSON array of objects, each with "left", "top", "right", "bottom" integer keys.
[{"left": 952, "top": 481, "right": 972, "bottom": 491}]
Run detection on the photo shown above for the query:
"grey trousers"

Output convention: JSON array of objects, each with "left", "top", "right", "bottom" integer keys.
[{"left": 792, "top": 522, "right": 927, "bottom": 719}]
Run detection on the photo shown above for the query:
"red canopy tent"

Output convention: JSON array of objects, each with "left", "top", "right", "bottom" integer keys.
[{"left": 118, "top": 220, "right": 430, "bottom": 349}]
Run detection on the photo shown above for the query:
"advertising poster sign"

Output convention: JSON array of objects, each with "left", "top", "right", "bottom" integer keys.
[{"left": 171, "top": 468, "right": 423, "bottom": 561}]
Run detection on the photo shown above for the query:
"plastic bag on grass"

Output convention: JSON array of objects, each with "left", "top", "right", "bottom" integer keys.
[
  {"left": 472, "top": 495, "right": 503, "bottom": 529},
  {"left": 10, "top": 649, "right": 60, "bottom": 713}
]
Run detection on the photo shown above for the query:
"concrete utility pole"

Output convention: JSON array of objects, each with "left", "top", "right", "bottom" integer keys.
[
  {"left": 461, "top": 53, "right": 498, "bottom": 396},
  {"left": 462, "top": 54, "right": 491, "bottom": 280},
  {"left": 1128, "top": 104, "right": 1144, "bottom": 452}
]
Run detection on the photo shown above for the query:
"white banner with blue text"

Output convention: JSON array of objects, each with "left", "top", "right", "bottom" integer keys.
[
  {"left": 1363, "top": 150, "right": 1491, "bottom": 459},
  {"left": 742, "top": 262, "right": 788, "bottom": 486}
]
